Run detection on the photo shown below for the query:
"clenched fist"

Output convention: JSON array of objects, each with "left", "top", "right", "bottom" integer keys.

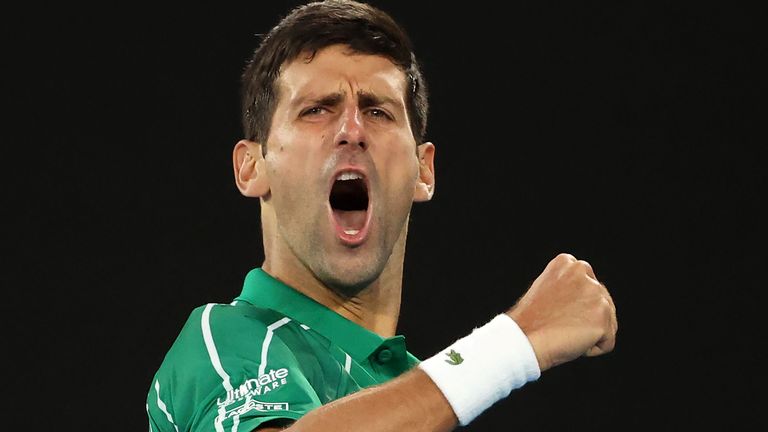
[{"left": 507, "top": 253, "right": 618, "bottom": 372}]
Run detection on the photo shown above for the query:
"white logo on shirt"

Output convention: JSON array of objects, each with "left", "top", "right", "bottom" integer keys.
[
  {"left": 219, "top": 398, "right": 290, "bottom": 421},
  {"left": 217, "top": 368, "right": 290, "bottom": 407}
]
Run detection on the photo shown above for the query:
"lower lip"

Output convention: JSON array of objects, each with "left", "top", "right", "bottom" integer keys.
[{"left": 329, "top": 206, "right": 372, "bottom": 247}]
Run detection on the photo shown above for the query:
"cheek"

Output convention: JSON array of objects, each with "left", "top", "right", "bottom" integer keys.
[
  {"left": 382, "top": 135, "right": 419, "bottom": 173},
  {"left": 377, "top": 142, "right": 420, "bottom": 193},
  {"left": 266, "top": 153, "right": 304, "bottom": 207},
  {"left": 267, "top": 129, "right": 312, "bottom": 179},
  {"left": 269, "top": 159, "right": 308, "bottom": 205},
  {"left": 266, "top": 129, "right": 329, "bottom": 208}
]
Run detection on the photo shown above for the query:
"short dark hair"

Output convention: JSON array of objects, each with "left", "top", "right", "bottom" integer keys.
[{"left": 240, "top": 0, "right": 429, "bottom": 150}]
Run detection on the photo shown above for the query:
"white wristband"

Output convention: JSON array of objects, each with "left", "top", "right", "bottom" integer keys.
[{"left": 417, "top": 313, "right": 541, "bottom": 426}]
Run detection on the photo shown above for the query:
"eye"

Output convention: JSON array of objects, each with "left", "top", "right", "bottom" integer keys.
[
  {"left": 365, "top": 108, "right": 393, "bottom": 120},
  {"left": 300, "top": 106, "right": 327, "bottom": 117}
]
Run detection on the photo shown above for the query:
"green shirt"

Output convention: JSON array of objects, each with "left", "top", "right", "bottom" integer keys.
[{"left": 146, "top": 268, "right": 420, "bottom": 432}]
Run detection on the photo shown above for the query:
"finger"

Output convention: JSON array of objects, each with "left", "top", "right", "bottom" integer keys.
[
  {"left": 600, "top": 287, "right": 618, "bottom": 335},
  {"left": 585, "top": 332, "right": 616, "bottom": 357},
  {"left": 585, "top": 337, "right": 615, "bottom": 356},
  {"left": 584, "top": 296, "right": 618, "bottom": 358},
  {"left": 577, "top": 259, "right": 597, "bottom": 280},
  {"left": 598, "top": 293, "right": 618, "bottom": 339}
]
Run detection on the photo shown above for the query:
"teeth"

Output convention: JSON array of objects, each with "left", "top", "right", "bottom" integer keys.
[
  {"left": 336, "top": 172, "right": 362, "bottom": 181},
  {"left": 344, "top": 229, "right": 360, "bottom": 235}
]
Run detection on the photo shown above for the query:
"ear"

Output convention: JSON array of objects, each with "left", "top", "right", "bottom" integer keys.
[
  {"left": 233, "top": 139, "right": 270, "bottom": 197},
  {"left": 413, "top": 142, "right": 435, "bottom": 202}
]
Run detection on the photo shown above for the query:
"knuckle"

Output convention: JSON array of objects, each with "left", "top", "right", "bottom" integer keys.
[
  {"left": 555, "top": 253, "right": 576, "bottom": 263},
  {"left": 577, "top": 259, "right": 593, "bottom": 271},
  {"left": 578, "top": 274, "right": 602, "bottom": 293},
  {"left": 592, "top": 278, "right": 606, "bottom": 291}
]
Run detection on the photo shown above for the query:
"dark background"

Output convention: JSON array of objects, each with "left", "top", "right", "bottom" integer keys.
[{"left": 6, "top": 1, "right": 764, "bottom": 430}]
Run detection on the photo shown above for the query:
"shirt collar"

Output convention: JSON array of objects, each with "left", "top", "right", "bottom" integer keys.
[{"left": 235, "top": 268, "right": 389, "bottom": 361}]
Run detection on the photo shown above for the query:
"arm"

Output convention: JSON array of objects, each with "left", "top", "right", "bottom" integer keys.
[
  {"left": 257, "top": 369, "right": 457, "bottom": 432},
  {"left": 258, "top": 253, "right": 617, "bottom": 432}
]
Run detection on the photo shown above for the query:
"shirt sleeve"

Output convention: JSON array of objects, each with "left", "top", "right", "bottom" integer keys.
[{"left": 146, "top": 303, "right": 323, "bottom": 432}]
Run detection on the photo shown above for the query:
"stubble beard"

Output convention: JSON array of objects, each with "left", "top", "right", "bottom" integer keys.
[{"left": 308, "top": 234, "right": 390, "bottom": 299}]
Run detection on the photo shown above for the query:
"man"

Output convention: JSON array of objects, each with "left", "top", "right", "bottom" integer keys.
[{"left": 146, "top": 1, "right": 618, "bottom": 431}]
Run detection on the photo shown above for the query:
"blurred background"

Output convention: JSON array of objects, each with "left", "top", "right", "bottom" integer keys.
[{"left": 5, "top": 1, "right": 764, "bottom": 430}]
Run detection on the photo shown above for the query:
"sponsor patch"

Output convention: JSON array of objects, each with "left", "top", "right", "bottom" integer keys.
[{"left": 217, "top": 368, "right": 290, "bottom": 406}]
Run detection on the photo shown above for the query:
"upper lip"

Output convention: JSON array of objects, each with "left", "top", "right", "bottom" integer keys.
[{"left": 328, "top": 165, "right": 370, "bottom": 198}]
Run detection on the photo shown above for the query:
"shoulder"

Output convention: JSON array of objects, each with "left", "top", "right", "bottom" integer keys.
[
  {"left": 148, "top": 306, "right": 294, "bottom": 405},
  {"left": 147, "top": 303, "right": 316, "bottom": 431},
  {"left": 155, "top": 302, "right": 311, "bottom": 380},
  {"left": 165, "top": 302, "right": 290, "bottom": 364}
]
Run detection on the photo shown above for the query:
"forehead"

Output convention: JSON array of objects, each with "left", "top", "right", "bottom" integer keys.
[{"left": 276, "top": 44, "right": 408, "bottom": 103}]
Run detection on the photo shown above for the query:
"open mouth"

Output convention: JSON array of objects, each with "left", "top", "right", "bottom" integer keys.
[{"left": 329, "top": 170, "right": 371, "bottom": 245}]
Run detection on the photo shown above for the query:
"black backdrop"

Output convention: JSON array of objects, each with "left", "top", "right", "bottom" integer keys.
[{"left": 6, "top": 1, "right": 764, "bottom": 430}]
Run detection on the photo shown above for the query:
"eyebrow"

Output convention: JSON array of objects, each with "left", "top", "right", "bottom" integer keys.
[
  {"left": 311, "top": 92, "right": 344, "bottom": 108},
  {"left": 295, "top": 90, "right": 401, "bottom": 110},
  {"left": 357, "top": 90, "right": 399, "bottom": 110}
]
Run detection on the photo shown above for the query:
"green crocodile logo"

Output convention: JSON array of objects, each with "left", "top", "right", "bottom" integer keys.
[{"left": 444, "top": 349, "right": 464, "bottom": 365}]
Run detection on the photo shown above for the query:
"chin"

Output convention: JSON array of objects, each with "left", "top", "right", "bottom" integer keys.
[{"left": 314, "top": 259, "right": 384, "bottom": 298}]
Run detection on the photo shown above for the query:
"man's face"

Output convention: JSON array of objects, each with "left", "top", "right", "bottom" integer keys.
[{"left": 262, "top": 44, "right": 431, "bottom": 295}]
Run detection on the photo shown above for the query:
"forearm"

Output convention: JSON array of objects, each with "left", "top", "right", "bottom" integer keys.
[
  {"left": 286, "top": 368, "right": 457, "bottom": 432},
  {"left": 276, "top": 252, "right": 619, "bottom": 432},
  {"left": 283, "top": 313, "right": 540, "bottom": 432}
]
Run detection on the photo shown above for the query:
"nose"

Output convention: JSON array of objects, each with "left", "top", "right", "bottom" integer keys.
[{"left": 334, "top": 107, "right": 367, "bottom": 150}]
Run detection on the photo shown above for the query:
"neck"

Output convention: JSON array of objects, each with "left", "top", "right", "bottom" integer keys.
[
  {"left": 259, "top": 206, "right": 410, "bottom": 337},
  {"left": 263, "top": 260, "right": 403, "bottom": 337}
]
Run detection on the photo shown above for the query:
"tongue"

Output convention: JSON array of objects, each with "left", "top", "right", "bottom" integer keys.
[{"left": 333, "top": 209, "right": 367, "bottom": 230}]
